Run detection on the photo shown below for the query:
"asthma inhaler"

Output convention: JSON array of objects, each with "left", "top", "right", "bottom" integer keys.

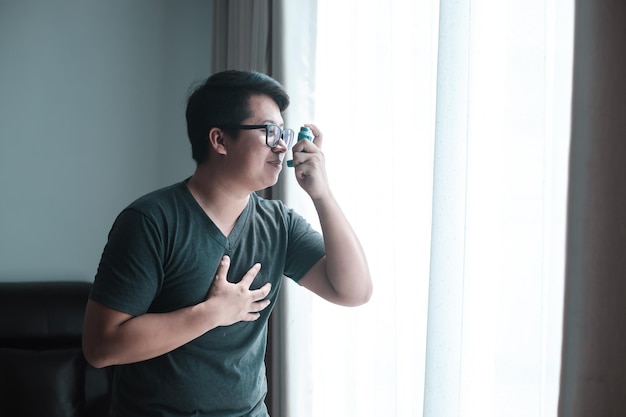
[{"left": 287, "top": 126, "right": 314, "bottom": 167}]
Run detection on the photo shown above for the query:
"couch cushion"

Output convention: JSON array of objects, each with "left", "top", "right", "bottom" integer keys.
[
  {"left": 0, "top": 347, "right": 86, "bottom": 417},
  {"left": 0, "top": 281, "right": 91, "bottom": 342}
]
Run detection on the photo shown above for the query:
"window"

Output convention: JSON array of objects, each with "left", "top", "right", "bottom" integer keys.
[{"left": 278, "top": 0, "right": 573, "bottom": 415}]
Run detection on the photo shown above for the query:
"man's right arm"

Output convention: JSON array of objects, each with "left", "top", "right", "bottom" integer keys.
[{"left": 82, "top": 256, "right": 271, "bottom": 368}]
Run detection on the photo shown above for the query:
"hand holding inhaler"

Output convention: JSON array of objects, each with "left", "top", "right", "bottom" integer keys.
[
  {"left": 288, "top": 124, "right": 330, "bottom": 201},
  {"left": 287, "top": 126, "right": 314, "bottom": 167}
]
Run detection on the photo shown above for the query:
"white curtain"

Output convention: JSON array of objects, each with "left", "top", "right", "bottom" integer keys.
[
  {"left": 424, "top": 0, "right": 574, "bottom": 416},
  {"left": 310, "top": 1, "right": 439, "bottom": 416},
  {"left": 301, "top": 0, "right": 438, "bottom": 416},
  {"left": 277, "top": 0, "right": 575, "bottom": 416}
]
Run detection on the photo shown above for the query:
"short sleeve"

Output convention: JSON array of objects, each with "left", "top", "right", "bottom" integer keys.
[
  {"left": 283, "top": 209, "right": 326, "bottom": 282},
  {"left": 90, "top": 208, "right": 164, "bottom": 316}
]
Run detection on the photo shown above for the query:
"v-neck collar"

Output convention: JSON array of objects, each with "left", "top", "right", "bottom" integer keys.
[
  {"left": 181, "top": 180, "right": 253, "bottom": 251},
  {"left": 223, "top": 197, "right": 252, "bottom": 251}
]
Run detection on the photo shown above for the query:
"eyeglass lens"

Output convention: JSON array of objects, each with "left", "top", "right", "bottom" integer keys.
[{"left": 268, "top": 125, "right": 295, "bottom": 149}]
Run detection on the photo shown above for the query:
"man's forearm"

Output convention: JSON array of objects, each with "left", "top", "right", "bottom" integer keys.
[
  {"left": 83, "top": 300, "right": 220, "bottom": 368},
  {"left": 83, "top": 258, "right": 271, "bottom": 368}
]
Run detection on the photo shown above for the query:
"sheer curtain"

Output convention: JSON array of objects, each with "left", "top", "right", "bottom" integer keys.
[
  {"left": 424, "top": 0, "right": 573, "bottom": 416},
  {"left": 305, "top": 1, "right": 439, "bottom": 416},
  {"left": 295, "top": 0, "right": 575, "bottom": 417}
]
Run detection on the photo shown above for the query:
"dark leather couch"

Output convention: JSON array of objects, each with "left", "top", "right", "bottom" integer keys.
[{"left": 0, "top": 281, "right": 111, "bottom": 417}]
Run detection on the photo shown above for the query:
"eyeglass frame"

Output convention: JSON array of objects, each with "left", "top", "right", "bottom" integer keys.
[{"left": 218, "top": 124, "right": 295, "bottom": 149}]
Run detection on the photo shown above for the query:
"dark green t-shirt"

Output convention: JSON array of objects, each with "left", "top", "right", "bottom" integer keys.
[{"left": 90, "top": 180, "right": 325, "bottom": 417}]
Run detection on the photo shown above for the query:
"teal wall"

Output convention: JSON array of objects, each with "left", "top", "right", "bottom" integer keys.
[{"left": 0, "top": 1, "right": 213, "bottom": 281}]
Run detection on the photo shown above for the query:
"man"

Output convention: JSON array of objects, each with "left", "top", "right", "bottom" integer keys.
[{"left": 82, "top": 70, "right": 372, "bottom": 417}]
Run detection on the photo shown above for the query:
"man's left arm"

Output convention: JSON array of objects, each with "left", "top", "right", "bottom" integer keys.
[{"left": 290, "top": 124, "right": 373, "bottom": 306}]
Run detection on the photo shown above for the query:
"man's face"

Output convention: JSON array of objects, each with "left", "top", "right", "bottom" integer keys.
[{"left": 225, "top": 94, "right": 288, "bottom": 191}]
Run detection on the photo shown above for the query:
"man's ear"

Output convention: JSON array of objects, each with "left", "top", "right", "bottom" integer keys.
[{"left": 208, "top": 127, "right": 228, "bottom": 155}]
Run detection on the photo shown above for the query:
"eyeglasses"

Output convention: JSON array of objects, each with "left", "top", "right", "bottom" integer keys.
[{"left": 220, "top": 124, "right": 295, "bottom": 149}]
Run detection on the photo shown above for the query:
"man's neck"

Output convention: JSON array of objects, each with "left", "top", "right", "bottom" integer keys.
[{"left": 187, "top": 171, "right": 250, "bottom": 237}]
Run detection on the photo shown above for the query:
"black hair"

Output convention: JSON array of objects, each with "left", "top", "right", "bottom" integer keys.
[{"left": 185, "top": 70, "right": 290, "bottom": 165}]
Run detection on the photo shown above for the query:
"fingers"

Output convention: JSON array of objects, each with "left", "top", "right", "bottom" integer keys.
[
  {"left": 214, "top": 255, "right": 231, "bottom": 282},
  {"left": 246, "top": 296, "right": 272, "bottom": 321},
  {"left": 292, "top": 123, "right": 323, "bottom": 154},
  {"left": 215, "top": 257, "right": 268, "bottom": 288},
  {"left": 251, "top": 282, "right": 272, "bottom": 301},
  {"left": 291, "top": 141, "right": 324, "bottom": 171},
  {"left": 242, "top": 282, "right": 272, "bottom": 321},
  {"left": 209, "top": 257, "right": 273, "bottom": 323},
  {"left": 304, "top": 123, "right": 323, "bottom": 148},
  {"left": 241, "top": 267, "right": 271, "bottom": 321},
  {"left": 290, "top": 123, "right": 324, "bottom": 175},
  {"left": 239, "top": 262, "right": 262, "bottom": 288}
]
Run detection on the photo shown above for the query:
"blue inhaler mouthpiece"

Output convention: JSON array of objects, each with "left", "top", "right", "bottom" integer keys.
[{"left": 287, "top": 126, "right": 314, "bottom": 167}]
